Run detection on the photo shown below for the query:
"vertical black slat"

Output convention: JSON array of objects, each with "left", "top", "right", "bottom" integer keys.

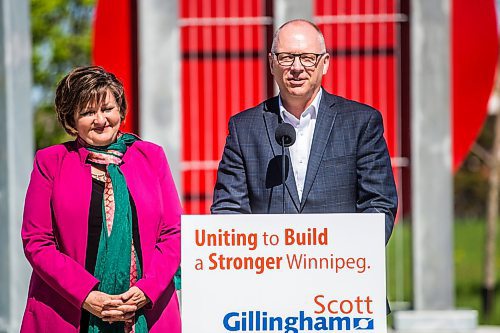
[
  {"left": 399, "top": 0, "right": 411, "bottom": 218},
  {"left": 130, "top": 0, "right": 140, "bottom": 134},
  {"left": 265, "top": 0, "right": 275, "bottom": 98}
]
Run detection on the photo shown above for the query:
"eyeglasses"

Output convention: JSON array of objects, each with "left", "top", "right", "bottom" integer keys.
[{"left": 273, "top": 52, "right": 326, "bottom": 67}]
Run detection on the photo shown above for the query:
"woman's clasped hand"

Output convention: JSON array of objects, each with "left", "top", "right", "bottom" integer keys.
[{"left": 84, "top": 286, "right": 149, "bottom": 323}]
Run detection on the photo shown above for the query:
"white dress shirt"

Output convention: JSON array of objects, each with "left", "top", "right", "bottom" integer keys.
[{"left": 279, "top": 89, "right": 323, "bottom": 201}]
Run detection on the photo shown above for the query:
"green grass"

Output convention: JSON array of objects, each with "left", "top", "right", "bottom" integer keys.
[{"left": 386, "top": 219, "right": 500, "bottom": 325}]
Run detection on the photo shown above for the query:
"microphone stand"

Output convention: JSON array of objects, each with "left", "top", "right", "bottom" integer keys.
[
  {"left": 282, "top": 136, "right": 286, "bottom": 214},
  {"left": 275, "top": 122, "right": 295, "bottom": 214}
]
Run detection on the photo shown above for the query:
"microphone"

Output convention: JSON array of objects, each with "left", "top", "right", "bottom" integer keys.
[
  {"left": 275, "top": 123, "right": 296, "bottom": 214},
  {"left": 275, "top": 123, "right": 296, "bottom": 147}
]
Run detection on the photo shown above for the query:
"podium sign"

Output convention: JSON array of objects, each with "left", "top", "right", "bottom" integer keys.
[{"left": 181, "top": 214, "right": 387, "bottom": 333}]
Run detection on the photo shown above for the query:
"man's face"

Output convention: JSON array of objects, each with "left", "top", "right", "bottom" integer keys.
[{"left": 269, "top": 23, "right": 330, "bottom": 102}]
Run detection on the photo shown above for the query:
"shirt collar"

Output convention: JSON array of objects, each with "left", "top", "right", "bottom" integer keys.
[{"left": 279, "top": 88, "right": 323, "bottom": 126}]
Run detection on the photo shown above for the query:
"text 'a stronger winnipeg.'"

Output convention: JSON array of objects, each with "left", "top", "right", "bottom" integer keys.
[{"left": 206, "top": 252, "right": 368, "bottom": 275}]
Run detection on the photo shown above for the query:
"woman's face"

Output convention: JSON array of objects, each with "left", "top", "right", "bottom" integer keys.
[{"left": 74, "top": 89, "right": 122, "bottom": 146}]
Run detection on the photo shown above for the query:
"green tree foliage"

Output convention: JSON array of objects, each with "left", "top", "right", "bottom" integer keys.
[
  {"left": 31, "top": 0, "right": 95, "bottom": 149},
  {"left": 454, "top": 115, "right": 496, "bottom": 219}
]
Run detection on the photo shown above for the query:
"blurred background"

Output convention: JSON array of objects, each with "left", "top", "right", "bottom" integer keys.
[{"left": 1, "top": 0, "right": 500, "bottom": 331}]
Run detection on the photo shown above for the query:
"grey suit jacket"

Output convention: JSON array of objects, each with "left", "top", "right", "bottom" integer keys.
[{"left": 211, "top": 89, "right": 398, "bottom": 244}]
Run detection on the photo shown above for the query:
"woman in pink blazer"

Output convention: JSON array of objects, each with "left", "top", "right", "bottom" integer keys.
[{"left": 21, "top": 66, "right": 181, "bottom": 333}]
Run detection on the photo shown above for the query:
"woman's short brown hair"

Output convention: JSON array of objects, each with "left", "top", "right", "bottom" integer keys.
[{"left": 55, "top": 66, "right": 127, "bottom": 135}]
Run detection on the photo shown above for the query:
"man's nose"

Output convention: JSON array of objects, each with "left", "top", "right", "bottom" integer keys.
[{"left": 290, "top": 56, "right": 304, "bottom": 71}]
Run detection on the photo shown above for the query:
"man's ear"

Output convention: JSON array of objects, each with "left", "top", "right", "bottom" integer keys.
[
  {"left": 322, "top": 53, "right": 330, "bottom": 75},
  {"left": 268, "top": 53, "right": 275, "bottom": 75}
]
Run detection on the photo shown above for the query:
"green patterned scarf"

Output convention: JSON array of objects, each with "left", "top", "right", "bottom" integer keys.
[{"left": 82, "top": 133, "right": 148, "bottom": 333}]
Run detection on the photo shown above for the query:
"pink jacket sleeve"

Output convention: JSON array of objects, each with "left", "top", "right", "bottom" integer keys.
[
  {"left": 135, "top": 147, "right": 182, "bottom": 307},
  {"left": 21, "top": 151, "right": 99, "bottom": 309}
]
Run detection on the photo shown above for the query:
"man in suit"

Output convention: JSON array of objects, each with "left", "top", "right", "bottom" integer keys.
[{"left": 211, "top": 19, "right": 397, "bottom": 245}]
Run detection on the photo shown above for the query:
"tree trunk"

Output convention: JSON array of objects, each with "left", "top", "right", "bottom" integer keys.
[{"left": 483, "top": 63, "right": 500, "bottom": 318}]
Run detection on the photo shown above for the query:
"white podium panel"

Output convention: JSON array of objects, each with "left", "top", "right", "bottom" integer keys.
[{"left": 181, "top": 213, "right": 386, "bottom": 333}]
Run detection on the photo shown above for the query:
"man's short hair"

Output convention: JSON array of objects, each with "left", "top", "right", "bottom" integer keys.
[{"left": 270, "top": 19, "right": 326, "bottom": 53}]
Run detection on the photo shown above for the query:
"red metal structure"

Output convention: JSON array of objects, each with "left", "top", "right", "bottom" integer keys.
[
  {"left": 92, "top": 0, "right": 497, "bottom": 215},
  {"left": 180, "top": 0, "right": 274, "bottom": 213},
  {"left": 92, "top": 0, "right": 139, "bottom": 134},
  {"left": 179, "top": 0, "right": 408, "bottom": 214},
  {"left": 452, "top": 0, "right": 498, "bottom": 171},
  {"left": 315, "top": 0, "right": 407, "bottom": 216},
  {"left": 316, "top": 0, "right": 402, "bottom": 160}
]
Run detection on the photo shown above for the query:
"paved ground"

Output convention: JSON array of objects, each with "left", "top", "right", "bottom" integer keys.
[
  {"left": 389, "top": 327, "right": 500, "bottom": 333},
  {"left": 477, "top": 327, "right": 500, "bottom": 333}
]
